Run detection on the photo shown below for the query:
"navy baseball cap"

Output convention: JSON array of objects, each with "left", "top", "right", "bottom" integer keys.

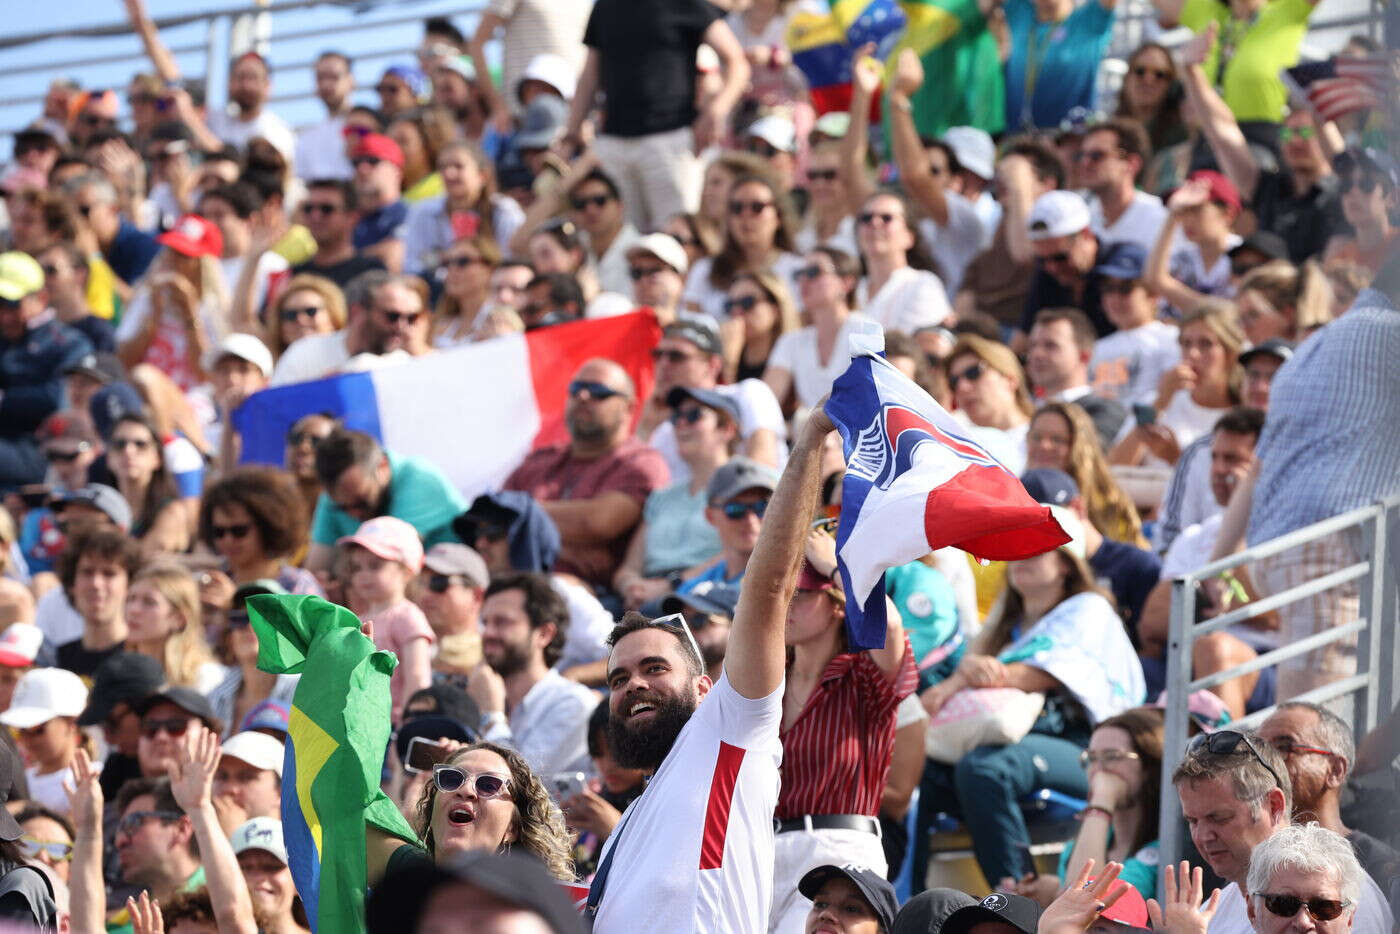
[
  {"left": 799, "top": 864, "right": 898, "bottom": 930},
  {"left": 660, "top": 582, "right": 740, "bottom": 619},
  {"left": 666, "top": 385, "right": 741, "bottom": 424},
  {"left": 1020, "top": 468, "right": 1080, "bottom": 506},
  {"left": 1093, "top": 242, "right": 1148, "bottom": 280},
  {"left": 1238, "top": 338, "right": 1294, "bottom": 367},
  {"left": 942, "top": 893, "right": 1044, "bottom": 934}
]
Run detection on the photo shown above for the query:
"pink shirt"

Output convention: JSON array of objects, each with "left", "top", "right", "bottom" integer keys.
[{"left": 365, "top": 599, "right": 435, "bottom": 721}]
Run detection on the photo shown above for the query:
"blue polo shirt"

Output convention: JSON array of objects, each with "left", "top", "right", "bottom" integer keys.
[
  {"left": 353, "top": 200, "right": 409, "bottom": 250},
  {"left": 310, "top": 449, "right": 467, "bottom": 547}
]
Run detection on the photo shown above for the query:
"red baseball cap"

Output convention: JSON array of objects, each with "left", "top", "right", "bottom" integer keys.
[
  {"left": 1186, "top": 170, "right": 1242, "bottom": 216},
  {"left": 158, "top": 214, "right": 223, "bottom": 258},
  {"left": 352, "top": 133, "right": 404, "bottom": 170}
]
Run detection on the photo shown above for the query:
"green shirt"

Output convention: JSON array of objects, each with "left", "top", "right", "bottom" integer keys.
[
  {"left": 310, "top": 449, "right": 468, "bottom": 547},
  {"left": 1180, "top": 0, "right": 1313, "bottom": 123},
  {"left": 106, "top": 866, "right": 206, "bottom": 933},
  {"left": 902, "top": 0, "right": 1006, "bottom": 137}
]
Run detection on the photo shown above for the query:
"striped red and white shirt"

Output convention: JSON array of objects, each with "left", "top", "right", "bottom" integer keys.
[{"left": 776, "top": 636, "right": 917, "bottom": 819}]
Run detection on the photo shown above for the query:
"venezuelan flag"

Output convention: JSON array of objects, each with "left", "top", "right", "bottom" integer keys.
[
  {"left": 248, "top": 595, "right": 420, "bottom": 934},
  {"left": 788, "top": 0, "right": 907, "bottom": 115}
]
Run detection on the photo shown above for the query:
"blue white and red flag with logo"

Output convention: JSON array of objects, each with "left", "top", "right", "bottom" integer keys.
[{"left": 827, "top": 338, "right": 1069, "bottom": 649}]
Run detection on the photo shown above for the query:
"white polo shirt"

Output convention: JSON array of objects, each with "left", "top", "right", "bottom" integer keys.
[{"left": 592, "top": 673, "right": 783, "bottom": 933}]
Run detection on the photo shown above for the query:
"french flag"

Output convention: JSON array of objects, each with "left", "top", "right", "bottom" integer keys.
[
  {"left": 827, "top": 335, "right": 1069, "bottom": 649},
  {"left": 232, "top": 312, "right": 661, "bottom": 498}
]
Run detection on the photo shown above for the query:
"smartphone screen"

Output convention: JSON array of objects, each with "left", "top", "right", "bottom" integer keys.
[
  {"left": 406, "top": 735, "right": 450, "bottom": 773},
  {"left": 1132, "top": 403, "right": 1158, "bottom": 427}
]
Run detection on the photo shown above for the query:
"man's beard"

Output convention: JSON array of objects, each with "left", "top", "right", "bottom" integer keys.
[
  {"left": 484, "top": 636, "right": 532, "bottom": 678},
  {"left": 607, "top": 692, "right": 697, "bottom": 771},
  {"left": 565, "top": 411, "right": 611, "bottom": 445}
]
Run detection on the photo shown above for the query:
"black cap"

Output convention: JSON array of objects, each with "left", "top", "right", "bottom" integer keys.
[
  {"left": 665, "top": 385, "right": 742, "bottom": 424},
  {"left": 799, "top": 864, "right": 898, "bottom": 930},
  {"left": 452, "top": 494, "right": 520, "bottom": 546},
  {"left": 393, "top": 683, "right": 481, "bottom": 762},
  {"left": 78, "top": 652, "right": 165, "bottom": 727},
  {"left": 136, "top": 686, "right": 223, "bottom": 734},
  {"left": 367, "top": 849, "right": 585, "bottom": 934},
  {"left": 1228, "top": 231, "right": 1289, "bottom": 263},
  {"left": 941, "top": 893, "right": 1044, "bottom": 934},
  {"left": 1238, "top": 338, "right": 1295, "bottom": 367},
  {"left": 233, "top": 579, "right": 289, "bottom": 608},
  {"left": 62, "top": 352, "right": 126, "bottom": 385},
  {"left": 660, "top": 582, "right": 740, "bottom": 619},
  {"left": 663, "top": 318, "right": 722, "bottom": 357},
  {"left": 892, "top": 887, "right": 978, "bottom": 934}
]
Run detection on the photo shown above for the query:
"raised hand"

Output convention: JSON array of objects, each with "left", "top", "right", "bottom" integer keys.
[
  {"left": 63, "top": 747, "right": 104, "bottom": 832},
  {"left": 1177, "top": 22, "right": 1217, "bottom": 69},
  {"left": 850, "top": 43, "right": 883, "bottom": 98},
  {"left": 1167, "top": 177, "right": 1212, "bottom": 213},
  {"left": 128, "top": 891, "right": 165, "bottom": 934},
  {"left": 1037, "top": 859, "right": 1129, "bottom": 934},
  {"left": 167, "top": 722, "right": 220, "bottom": 814},
  {"left": 893, "top": 47, "right": 925, "bottom": 98},
  {"left": 1146, "top": 861, "right": 1221, "bottom": 934}
]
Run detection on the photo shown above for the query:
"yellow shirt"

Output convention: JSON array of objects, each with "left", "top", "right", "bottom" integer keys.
[
  {"left": 85, "top": 256, "right": 120, "bottom": 321},
  {"left": 403, "top": 171, "right": 444, "bottom": 204},
  {"left": 1181, "top": 0, "right": 1313, "bottom": 124}
]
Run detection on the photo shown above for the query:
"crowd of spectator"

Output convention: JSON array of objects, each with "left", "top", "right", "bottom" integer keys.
[{"left": 0, "top": 0, "right": 1395, "bottom": 929}]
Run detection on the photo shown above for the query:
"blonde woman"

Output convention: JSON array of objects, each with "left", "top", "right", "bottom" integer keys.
[
  {"left": 945, "top": 335, "right": 1035, "bottom": 474},
  {"left": 125, "top": 562, "right": 228, "bottom": 695},
  {"left": 684, "top": 172, "right": 805, "bottom": 320},
  {"left": 1111, "top": 301, "right": 1243, "bottom": 468},
  {"left": 721, "top": 270, "right": 800, "bottom": 385},
  {"left": 433, "top": 235, "right": 501, "bottom": 346},
  {"left": 1026, "top": 402, "right": 1146, "bottom": 547},
  {"left": 1234, "top": 260, "right": 1333, "bottom": 345},
  {"left": 267, "top": 275, "right": 346, "bottom": 360}
]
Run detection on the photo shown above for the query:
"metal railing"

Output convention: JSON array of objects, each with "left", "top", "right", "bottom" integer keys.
[{"left": 1157, "top": 494, "right": 1400, "bottom": 868}]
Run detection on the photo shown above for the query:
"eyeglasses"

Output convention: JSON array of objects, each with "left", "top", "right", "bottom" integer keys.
[
  {"left": 141, "top": 717, "right": 193, "bottom": 740},
  {"left": 212, "top": 523, "right": 252, "bottom": 540},
  {"left": 628, "top": 266, "right": 667, "bottom": 281},
  {"left": 116, "top": 810, "right": 183, "bottom": 837},
  {"left": 857, "top": 211, "right": 899, "bottom": 226},
  {"left": 670, "top": 406, "right": 710, "bottom": 425},
  {"left": 1102, "top": 278, "right": 1141, "bottom": 295},
  {"left": 721, "top": 500, "right": 768, "bottom": 520},
  {"left": 724, "top": 295, "right": 762, "bottom": 315},
  {"left": 432, "top": 765, "right": 512, "bottom": 798},
  {"left": 111, "top": 437, "right": 153, "bottom": 452},
  {"left": 1256, "top": 895, "right": 1352, "bottom": 922},
  {"left": 806, "top": 169, "right": 839, "bottom": 183},
  {"left": 1186, "top": 729, "right": 1287, "bottom": 792},
  {"left": 948, "top": 362, "right": 985, "bottom": 391},
  {"left": 1131, "top": 65, "right": 1172, "bottom": 81},
  {"left": 1279, "top": 125, "right": 1316, "bottom": 143},
  {"left": 17, "top": 837, "right": 72, "bottom": 862},
  {"left": 568, "top": 380, "right": 624, "bottom": 402},
  {"left": 1075, "top": 148, "right": 1121, "bottom": 164},
  {"left": 1267, "top": 736, "right": 1336, "bottom": 758},
  {"left": 426, "top": 573, "right": 463, "bottom": 594},
  {"left": 279, "top": 305, "right": 325, "bottom": 323},
  {"left": 352, "top": 156, "right": 383, "bottom": 168},
  {"left": 570, "top": 194, "right": 612, "bottom": 211},
  {"left": 729, "top": 200, "right": 773, "bottom": 217},
  {"left": 651, "top": 348, "right": 698, "bottom": 365},
  {"left": 443, "top": 255, "right": 488, "bottom": 270},
  {"left": 302, "top": 202, "right": 340, "bottom": 216},
  {"left": 379, "top": 310, "right": 422, "bottom": 326},
  {"left": 1080, "top": 749, "right": 1141, "bottom": 767},
  {"left": 793, "top": 264, "right": 831, "bottom": 282}
]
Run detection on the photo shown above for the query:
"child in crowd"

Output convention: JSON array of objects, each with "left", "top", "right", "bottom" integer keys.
[{"left": 338, "top": 516, "right": 434, "bottom": 722}]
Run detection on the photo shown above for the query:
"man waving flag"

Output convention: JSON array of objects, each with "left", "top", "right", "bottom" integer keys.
[{"left": 827, "top": 333, "right": 1069, "bottom": 649}]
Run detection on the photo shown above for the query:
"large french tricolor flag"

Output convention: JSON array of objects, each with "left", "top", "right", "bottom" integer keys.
[
  {"left": 233, "top": 312, "right": 661, "bottom": 497},
  {"left": 828, "top": 336, "right": 1069, "bottom": 649}
]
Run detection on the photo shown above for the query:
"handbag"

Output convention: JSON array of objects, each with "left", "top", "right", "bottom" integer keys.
[{"left": 924, "top": 687, "right": 1046, "bottom": 764}]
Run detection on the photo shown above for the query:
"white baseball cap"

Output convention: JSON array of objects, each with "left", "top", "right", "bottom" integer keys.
[
  {"left": 231, "top": 817, "right": 288, "bottom": 864},
  {"left": 0, "top": 668, "right": 88, "bottom": 729},
  {"left": 943, "top": 126, "right": 995, "bottom": 181},
  {"left": 0, "top": 624, "right": 43, "bottom": 668},
  {"left": 625, "top": 233, "right": 689, "bottom": 277},
  {"left": 203, "top": 333, "right": 273, "bottom": 379},
  {"left": 1027, "top": 190, "right": 1091, "bottom": 241},
  {"left": 745, "top": 114, "right": 797, "bottom": 154},
  {"left": 221, "top": 731, "right": 285, "bottom": 777},
  {"left": 516, "top": 52, "right": 576, "bottom": 103}
]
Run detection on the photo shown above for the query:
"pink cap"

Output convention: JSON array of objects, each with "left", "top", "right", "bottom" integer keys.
[
  {"left": 1095, "top": 878, "right": 1149, "bottom": 927},
  {"left": 338, "top": 516, "right": 424, "bottom": 573}
]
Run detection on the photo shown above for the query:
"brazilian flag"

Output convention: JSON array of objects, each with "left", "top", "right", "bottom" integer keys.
[
  {"left": 248, "top": 595, "right": 420, "bottom": 934},
  {"left": 894, "top": 0, "right": 1006, "bottom": 138}
]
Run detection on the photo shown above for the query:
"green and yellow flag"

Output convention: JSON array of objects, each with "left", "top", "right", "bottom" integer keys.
[{"left": 248, "top": 594, "right": 420, "bottom": 934}]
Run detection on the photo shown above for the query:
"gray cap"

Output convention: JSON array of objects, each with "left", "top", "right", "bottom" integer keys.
[
  {"left": 705, "top": 457, "right": 778, "bottom": 506},
  {"left": 423, "top": 543, "right": 490, "bottom": 589},
  {"left": 513, "top": 94, "right": 568, "bottom": 151},
  {"left": 51, "top": 483, "right": 131, "bottom": 531},
  {"left": 663, "top": 318, "right": 722, "bottom": 357}
]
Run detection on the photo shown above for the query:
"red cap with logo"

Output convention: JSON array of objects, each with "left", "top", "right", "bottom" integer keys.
[
  {"left": 352, "top": 133, "right": 405, "bottom": 170},
  {"left": 157, "top": 214, "right": 224, "bottom": 258}
]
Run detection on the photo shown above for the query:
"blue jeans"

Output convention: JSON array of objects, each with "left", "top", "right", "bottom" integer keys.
[{"left": 913, "top": 731, "right": 1090, "bottom": 891}]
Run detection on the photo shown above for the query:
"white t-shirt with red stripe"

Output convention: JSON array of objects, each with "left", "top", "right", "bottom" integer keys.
[{"left": 592, "top": 673, "right": 783, "bottom": 933}]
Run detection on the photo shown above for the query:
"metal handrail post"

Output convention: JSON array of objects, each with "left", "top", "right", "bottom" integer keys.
[
  {"left": 1356, "top": 510, "right": 1384, "bottom": 739},
  {"left": 1159, "top": 576, "right": 1196, "bottom": 870}
]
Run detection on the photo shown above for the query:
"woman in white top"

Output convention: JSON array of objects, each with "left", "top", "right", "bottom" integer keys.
[
  {"left": 683, "top": 173, "right": 805, "bottom": 320},
  {"left": 853, "top": 191, "right": 952, "bottom": 335},
  {"left": 1111, "top": 300, "right": 1242, "bottom": 468},
  {"left": 696, "top": 151, "right": 772, "bottom": 246},
  {"left": 794, "top": 143, "right": 859, "bottom": 256},
  {"left": 402, "top": 140, "right": 524, "bottom": 275},
  {"left": 946, "top": 335, "right": 1034, "bottom": 474},
  {"left": 765, "top": 247, "right": 868, "bottom": 413},
  {"left": 432, "top": 235, "right": 500, "bottom": 347}
]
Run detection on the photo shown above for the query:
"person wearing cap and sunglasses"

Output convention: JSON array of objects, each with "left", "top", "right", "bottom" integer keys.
[
  {"left": 1172, "top": 729, "right": 1393, "bottom": 934},
  {"left": 350, "top": 134, "right": 409, "bottom": 274},
  {"left": 0, "top": 668, "right": 88, "bottom": 816},
  {"left": 1322, "top": 149, "right": 1398, "bottom": 276}
]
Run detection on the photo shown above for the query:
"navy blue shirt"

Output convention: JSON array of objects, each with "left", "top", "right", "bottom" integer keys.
[
  {"left": 67, "top": 315, "right": 116, "bottom": 354},
  {"left": 353, "top": 200, "right": 409, "bottom": 250},
  {"left": 105, "top": 219, "right": 161, "bottom": 285},
  {"left": 1089, "top": 538, "right": 1161, "bottom": 642},
  {"left": 0, "top": 314, "right": 93, "bottom": 437}
]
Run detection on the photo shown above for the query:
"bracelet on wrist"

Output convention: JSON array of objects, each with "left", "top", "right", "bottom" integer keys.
[{"left": 1079, "top": 804, "right": 1114, "bottom": 821}]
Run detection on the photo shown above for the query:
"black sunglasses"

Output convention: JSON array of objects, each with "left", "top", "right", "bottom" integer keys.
[
  {"left": 729, "top": 200, "right": 773, "bottom": 217},
  {"left": 443, "top": 255, "right": 488, "bottom": 269},
  {"left": 793, "top": 264, "right": 830, "bottom": 282},
  {"left": 806, "top": 168, "right": 839, "bottom": 182},
  {"left": 1257, "top": 895, "right": 1352, "bottom": 922},
  {"left": 286, "top": 429, "right": 325, "bottom": 447},
  {"left": 948, "top": 362, "right": 985, "bottom": 391},
  {"left": 568, "top": 380, "right": 625, "bottom": 402},
  {"left": 279, "top": 305, "right": 324, "bottom": 323},
  {"left": 426, "top": 573, "right": 461, "bottom": 594},
  {"left": 722, "top": 500, "right": 768, "bottom": 520},
  {"left": 1186, "top": 730, "right": 1287, "bottom": 792},
  {"left": 212, "top": 523, "right": 251, "bottom": 540},
  {"left": 571, "top": 194, "right": 612, "bottom": 210},
  {"left": 670, "top": 406, "right": 710, "bottom": 425},
  {"left": 227, "top": 610, "right": 251, "bottom": 629}
]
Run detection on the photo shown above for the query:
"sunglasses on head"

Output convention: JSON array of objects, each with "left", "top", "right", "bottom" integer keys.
[
  {"left": 18, "top": 837, "right": 72, "bottom": 862},
  {"left": 724, "top": 295, "right": 761, "bottom": 315},
  {"left": 568, "top": 380, "right": 624, "bottom": 402},
  {"left": 729, "top": 199, "right": 773, "bottom": 217},
  {"left": 721, "top": 499, "right": 768, "bottom": 520},
  {"left": 141, "top": 717, "right": 193, "bottom": 740},
  {"left": 279, "top": 305, "right": 324, "bottom": 323},
  {"left": 433, "top": 765, "right": 511, "bottom": 797},
  {"left": 571, "top": 194, "right": 612, "bottom": 211},
  {"left": 806, "top": 168, "right": 838, "bottom": 183},
  {"left": 948, "top": 361, "right": 985, "bottom": 391},
  {"left": 670, "top": 406, "right": 710, "bottom": 425},
  {"left": 1186, "top": 729, "right": 1287, "bottom": 791},
  {"left": 1257, "top": 895, "right": 1352, "bottom": 922}
]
